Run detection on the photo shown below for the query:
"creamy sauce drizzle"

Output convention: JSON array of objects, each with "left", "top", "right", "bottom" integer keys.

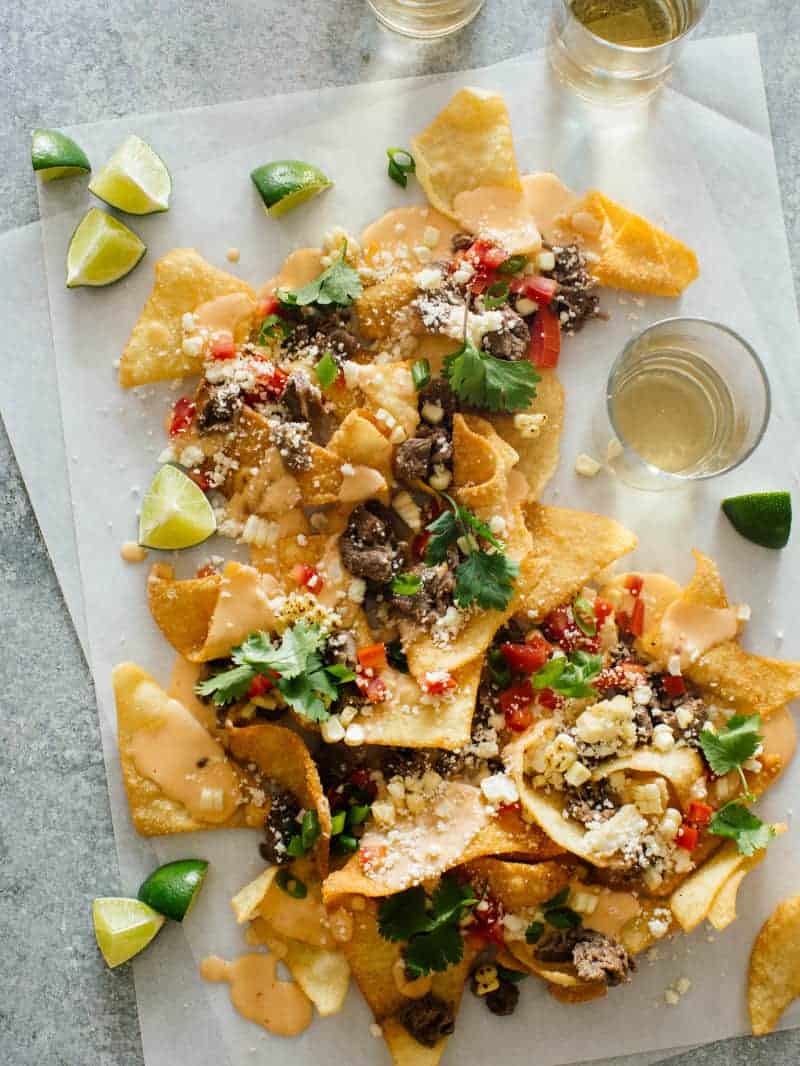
[
  {"left": 338, "top": 464, "right": 388, "bottom": 503},
  {"left": 168, "top": 655, "right": 217, "bottom": 732},
  {"left": 259, "top": 248, "right": 323, "bottom": 299},
  {"left": 522, "top": 173, "right": 580, "bottom": 242},
  {"left": 204, "top": 563, "right": 281, "bottom": 658},
  {"left": 259, "top": 880, "right": 334, "bottom": 949},
  {"left": 200, "top": 953, "right": 312, "bottom": 1037},
  {"left": 661, "top": 600, "right": 739, "bottom": 665},
  {"left": 583, "top": 888, "right": 641, "bottom": 938},
  {"left": 194, "top": 292, "right": 254, "bottom": 340},
  {"left": 120, "top": 541, "right": 147, "bottom": 564},
  {"left": 361, "top": 205, "right": 459, "bottom": 265},
  {"left": 453, "top": 185, "right": 542, "bottom": 254}
]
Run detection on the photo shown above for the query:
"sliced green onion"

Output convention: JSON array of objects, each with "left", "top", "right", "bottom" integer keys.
[
  {"left": 496, "top": 964, "right": 528, "bottom": 984},
  {"left": 331, "top": 810, "right": 347, "bottom": 836},
  {"left": 412, "top": 357, "right": 431, "bottom": 391},
  {"left": 315, "top": 351, "right": 339, "bottom": 389},
  {"left": 572, "top": 596, "right": 597, "bottom": 636},
  {"left": 387, "top": 147, "right": 416, "bottom": 189},
  {"left": 348, "top": 803, "right": 371, "bottom": 827},
  {"left": 484, "top": 280, "right": 510, "bottom": 310},
  {"left": 333, "top": 833, "right": 359, "bottom": 854},
  {"left": 391, "top": 572, "right": 422, "bottom": 596},
  {"left": 259, "top": 313, "right": 291, "bottom": 343},
  {"left": 386, "top": 640, "right": 409, "bottom": 673},
  {"left": 545, "top": 906, "right": 582, "bottom": 930},
  {"left": 276, "top": 869, "right": 308, "bottom": 899},
  {"left": 497, "top": 255, "right": 527, "bottom": 276},
  {"left": 300, "top": 809, "right": 321, "bottom": 850},
  {"left": 326, "top": 663, "right": 357, "bottom": 683}
]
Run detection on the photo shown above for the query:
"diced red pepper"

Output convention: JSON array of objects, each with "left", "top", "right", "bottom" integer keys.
[
  {"left": 594, "top": 597, "right": 615, "bottom": 625},
  {"left": 256, "top": 294, "right": 280, "bottom": 319},
  {"left": 421, "top": 671, "right": 457, "bottom": 695},
  {"left": 470, "top": 240, "right": 508, "bottom": 270},
  {"left": 357, "top": 643, "right": 388, "bottom": 671},
  {"left": 629, "top": 597, "right": 645, "bottom": 637},
  {"left": 292, "top": 563, "right": 324, "bottom": 594},
  {"left": 356, "top": 674, "right": 388, "bottom": 704},
  {"left": 247, "top": 674, "right": 273, "bottom": 699},
  {"left": 536, "top": 687, "right": 562, "bottom": 711},
  {"left": 686, "top": 801, "right": 713, "bottom": 828},
  {"left": 624, "top": 574, "right": 644, "bottom": 597},
  {"left": 510, "top": 275, "right": 558, "bottom": 305},
  {"left": 210, "top": 330, "right": 236, "bottom": 360},
  {"left": 498, "top": 800, "right": 522, "bottom": 818},
  {"left": 195, "top": 563, "right": 218, "bottom": 578},
  {"left": 662, "top": 674, "right": 686, "bottom": 698},
  {"left": 676, "top": 824, "right": 699, "bottom": 851},
  {"left": 528, "top": 306, "right": 561, "bottom": 368},
  {"left": 501, "top": 638, "right": 551, "bottom": 674},
  {"left": 468, "top": 899, "right": 505, "bottom": 947},
  {"left": 169, "top": 396, "right": 196, "bottom": 437},
  {"left": 412, "top": 530, "right": 431, "bottom": 561},
  {"left": 187, "top": 470, "right": 210, "bottom": 493}
]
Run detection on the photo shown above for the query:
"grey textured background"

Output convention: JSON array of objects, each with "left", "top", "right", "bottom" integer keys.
[{"left": 1, "top": 2, "right": 798, "bottom": 1064}]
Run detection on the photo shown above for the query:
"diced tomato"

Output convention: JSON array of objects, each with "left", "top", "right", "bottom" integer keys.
[
  {"left": 594, "top": 597, "right": 615, "bottom": 625},
  {"left": 357, "top": 643, "right": 388, "bottom": 671},
  {"left": 356, "top": 674, "right": 388, "bottom": 704},
  {"left": 292, "top": 563, "right": 324, "bottom": 594},
  {"left": 195, "top": 563, "right": 217, "bottom": 578},
  {"left": 596, "top": 661, "right": 647, "bottom": 692},
  {"left": 536, "top": 687, "right": 562, "bottom": 711},
  {"left": 247, "top": 674, "right": 273, "bottom": 699},
  {"left": 501, "top": 638, "right": 551, "bottom": 674},
  {"left": 624, "top": 574, "right": 644, "bottom": 597},
  {"left": 662, "top": 674, "right": 686, "bottom": 698},
  {"left": 498, "top": 800, "right": 522, "bottom": 818},
  {"left": 542, "top": 606, "right": 599, "bottom": 653},
  {"left": 510, "top": 275, "right": 558, "bottom": 305},
  {"left": 210, "top": 330, "right": 236, "bottom": 360},
  {"left": 168, "top": 396, "right": 196, "bottom": 437},
  {"left": 470, "top": 240, "right": 508, "bottom": 270},
  {"left": 421, "top": 670, "right": 457, "bottom": 695},
  {"left": 676, "top": 824, "right": 699, "bottom": 851},
  {"left": 468, "top": 899, "right": 505, "bottom": 947},
  {"left": 686, "top": 801, "right": 713, "bottom": 828},
  {"left": 500, "top": 681, "right": 534, "bottom": 731},
  {"left": 246, "top": 366, "right": 288, "bottom": 405},
  {"left": 257, "top": 294, "right": 280, "bottom": 319},
  {"left": 187, "top": 470, "right": 210, "bottom": 493},
  {"left": 528, "top": 306, "right": 561, "bottom": 368},
  {"left": 630, "top": 597, "right": 645, "bottom": 637},
  {"left": 412, "top": 530, "right": 431, "bottom": 561},
  {"left": 542, "top": 607, "right": 571, "bottom": 645}
]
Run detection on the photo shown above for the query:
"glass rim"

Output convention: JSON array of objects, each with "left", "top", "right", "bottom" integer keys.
[
  {"left": 555, "top": 0, "right": 710, "bottom": 56},
  {"left": 606, "top": 315, "right": 772, "bottom": 483}
]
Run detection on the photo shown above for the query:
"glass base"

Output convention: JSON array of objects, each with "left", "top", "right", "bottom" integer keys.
[{"left": 367, "top": 0, "right": 483, "bottom": 39}]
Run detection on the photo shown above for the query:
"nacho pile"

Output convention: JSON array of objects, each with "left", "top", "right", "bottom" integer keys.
[{"left": 107, "top": 86, "right": 797, "bottom": 1063}]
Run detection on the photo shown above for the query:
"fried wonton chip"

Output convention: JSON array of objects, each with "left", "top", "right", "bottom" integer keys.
[
  {"left": 357, "top": 361, "right": 420, "bottom": 440},
  {"left": 361, "top": 206, "right": 460, "bottom": 273},
  {"left": 119, "top": 249, "right": 256, "bottom": 387},
  {"left": 356, "top": 272, "right": 419, "bottom": 341},
  {"left": 337, "top": 896, "right": 474, "bottom": 1066},
  {"left": 465, "top": 857, "right": 574, "bottom": 912},
  {"left": 112, "top": 662, "right": 263, "bottom": 836},
  {"left": 489, "top": 369, "right": 565, "bottom": 500},
  {"left": 148, "top": 561, "right": 282, "bottom": 662},
  {"left": 749, "top": 894, "right": 800, "bottom": 1035},
  {"left": 412, "top": 88, "right": 521, "bottom": 220},
  {"left": 227, "top": 724, "right": 331, "bottom": 876},
  {"left": 515, "top": 503, "right": 638, "bottom": 623}
]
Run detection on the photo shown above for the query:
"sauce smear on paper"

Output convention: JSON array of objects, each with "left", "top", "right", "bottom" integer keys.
[{"left": 200, "top": 953, "right": 313, "bottom": 1037}]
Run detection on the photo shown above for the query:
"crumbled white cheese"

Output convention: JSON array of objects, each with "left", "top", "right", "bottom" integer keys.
[
  {"left": 321, "top": 716, "right": 346, "bottom": 744},
  {"left": 344, "top": 723, "right": 365, "bottom": 747},
  {"left": 675, "top": 704, "right": 695, "bottom": 730},
  {"left": 564, "top": 761, "right": 592, "bottom": 788},
  {"left": 659, "top": 807, "right": 682, "bottom": 840},
  {"left": 652, "top": 723, "right": 676, "bottom": 752},
  {"left": 633, "top": 782, "right": 664, "bottom": 816},
  {"left": 489, "top": 515, "right": 507, "bottom": 536},
  {"left": 667, "top": 655, "right": 682, "bottom": 676},
  {"left": 178, "top": 444, "right": 204, "bottom": 468},
  {"left": 347, "top": 578, "right": 367, "bottom": 604},
  {"left": 182, "top": 335, "right": 205, "bottom": 357},
  {"left": 480, "top": 773, "right": 519, "bottom": 807},
  {"left": 414, "top": 267, "right": 444, "bottom": 291},
  {"left": 574, "top": 695, "right": 636, "bottom": 758},
  {"left": 575, "top": 452, "right": 602, "bottom": 477},
  {"left": 371, "top": 800, "right": 396, "bottom": 827},
  {"left": 632, "top": 684, "right": 653, "bottom": 706},
  {"left": 648, "top": 915, "right": 670, "bottom": 939},
  {"left": 423, "top": 225, "right": 440, "bottom": 248},
  {"left": 413, "top": 246, "right": 432, "bottom": 263},
  {"left": 513, "top": 412, "right": 548, "bottom": 439},
  {"left": 157, "top": 445, "right": 176, "bottom": 464},
  {"left": 583, "top": 804, "right": 648, "bottom": 860},
  {"left": 536, "top": 250, "right": 556, "bottom": 272}
]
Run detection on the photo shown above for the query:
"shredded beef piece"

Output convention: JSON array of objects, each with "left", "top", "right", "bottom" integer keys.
[
  {"left": 481, "top": 307, "right": 530, "bottom": 361},
  {"left": 451, "top": 232, "right": 474, "bottom": 252},
  {"left": 655, "top": 694, "right": 708, "bottom": 745},
  {"left": 327, "top": 630, "right": 357, "bottom": 666},
  {"left": 564, "top": 780, "right": 616, "bottom": 826},
  {"left": 394, "top": 435, "right": 434, "bottom": 481},
  {"left": 259, "top": 790, "right": 300, "bottom": 865},
  {"left": 549, "top": 244, "right": 602, "bottom": 334},
  {"left": 339, "top": 501, "right": 400, "bottom": 585},
  {"left": 534, "top": 928, "right": 585, "bottom": 963},
  {"left": 418, "top": 424, "right": 453, "bottom": 465},
  {"left": 419, "top": 378, "right": 457, "bottom": 426},
  {"left": 634, "top": 705, "right": 654, "bottom": 746},
  {"left": 325, "top": 325, "right": 360, "bottom": 359},
  {"left": 269, "top": 420, "right": 312, "bottom": 473},
  {"left": 398, "top": 994, "right": 455, "bottom": 1048},
  {"left": 572, "top": 931, "right": 634, "bottom": 987},
  {"left": 392, "top": 547, "right": 458, "bottom": 626},
  {"left": 435, "top": 750, "right": 466, "bottom": 778},
  {"left": 197, "top": 386, "right": 240, "bottom": 432},
  {"left": 485, "top": 980, "right": 520, "bottom": 1016},
  {"left": 282, "top": 370, "right": 336, "bottom": 444},
  {"left": 381, "top": 747, "right": 430, "bottom": 781}
]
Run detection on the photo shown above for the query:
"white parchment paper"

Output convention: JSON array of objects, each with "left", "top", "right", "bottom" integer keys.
[{"left": 8, "top": 33, "right": 799, "bottom": 1066}]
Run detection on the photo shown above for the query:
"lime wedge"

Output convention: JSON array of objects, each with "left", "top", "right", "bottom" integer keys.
[
  {"left": 32, "top": 128, "right": 91, "bottom": 182},
  {"left": 89, "top": 134, "right": 171, "bottom": 214},
  {"left": 139, "top": 465, "right": 216, "bottom": 550},
  {"left": 251, "top": 160, "right": 332, "bottom": 218},
  {"left": 722, "top": 491, "right": 792, "bottom": 549},
  {"left": 66, "top": 208, "right": 146, "bottom": 288},
  {"left": 92, "top": 897, "right": 165, "bottom": 968},
  {"left": 138, "top": 859, "right": 209, "bottom": 922}
]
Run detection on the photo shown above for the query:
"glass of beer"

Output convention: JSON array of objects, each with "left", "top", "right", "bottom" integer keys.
[
  {"left": 548, "top": 0, "right": 710, "bottom": 104},
  {"left": 606, "top": 318, "right": 770, "bottom": 490},
  {"left": 366, "top": 0, "right": 484, "bottom": 38}
]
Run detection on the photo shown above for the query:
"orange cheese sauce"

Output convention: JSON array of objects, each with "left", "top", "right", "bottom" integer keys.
[{"left": 200, "top": 953, "right": 313, "bottom": 1037}]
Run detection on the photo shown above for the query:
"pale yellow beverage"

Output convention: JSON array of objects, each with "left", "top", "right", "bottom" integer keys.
[{"left": 570, "top": 0, "right": 690, "bottom": 48}]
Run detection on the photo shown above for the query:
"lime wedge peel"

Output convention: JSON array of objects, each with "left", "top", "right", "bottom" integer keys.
[
  {"left": 32, "top": 128, "right": 91, "bottom": 182},
  {"left": 139, "top": 464, "right": 216, "bottom": 550},
  {"left": 89, "top": 134, "right": 172, "bottom": 215},
  {"left": 722, "top": 491, "right": 792, "bottom": 550},
  {"left": 251, "top": 160, "right": 332, "bottom": 218},
  {"left": 92, "top": 898, "right": 165, "bottom": 968},
  {"left": 138, "top": 859, "right": 209, "bottom": 922},
  {"left": 66, "top": 208, "right": 146, "bottom": 288}
]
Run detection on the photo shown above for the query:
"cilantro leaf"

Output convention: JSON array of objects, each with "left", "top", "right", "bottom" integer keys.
[
  {"left": 258, "top": 314, "right": 292, "bottom": 343},
  {"left": 195, "top": 664, "right": 255, "bottom": 706},
  {"left": 429, "top": 876, "right": 477, "bottom": 926},
  {"left": 424, "top": 509, "right": 460, "bottom": 564},
  {"left": 699, "top": 715, "right": 763, "bottom": 777},
  {"left": 277, "top": 248, "right": 362, "bottom": 308},
  {"left": 234, "top": 622, "right": 325, "bottom": 680},
  {"left": 545, "top": 906, "right": 582, "bottom": 930},
  {"left": 543, "top": 887, "right": 570, "bottom": 909},
  {"left": 709, "top": 802, "right": 775, "bottom": 856},
  {"left": 496, "top": 964, "right": 528, "bottom": 984},
  {"left": 378, "top": 885, "right": 430, "bottom": 942},
  {"left": 315, "top": 351, "right": 339, "bottom": 389},
  {"left": 386, "top": 640, "right": 409, "bottom": 673},
  {"left": 533, "top": 651, "right": 603, "bottom": 699},
  {"left": 377, "top": 876, "right": 476, "bottom": 978},
  {"left": 444, "top": 338, "right": 540, "bottom": 413},
  {"left": 455, "top": 550, "right": 519, "bottom": 611},
  {"left": 405, "top": 924, "right": 464, "bottom": 979},
  {"left": 525, "top": 921, "right": 544, "bottom": 944}
]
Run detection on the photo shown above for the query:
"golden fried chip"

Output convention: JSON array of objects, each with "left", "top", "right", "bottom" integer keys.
[
  {"left": 465, "top": 857, "right": 573, "bottom": 912},
  {"left": 357, "top": 361, "right": 420, "bottom": 439},
  {"left": 282, "top": 939, "right": 350, "bottom": 1016},
  {"left": 548, "top": 982, "right": 608, "bottom": 1004},
  {"left": 232, "top": 868, "right": 277, "bottom": 924},
  {"left": 119, "top": 249, "right": 256, "bottom": 387},
  {"left": 489, "top": 369, "right": 565, "bottom": 500},
  {"left": 412, "top": 88, "right": 521, "bottom": 219},
  {"left": 355, "top": 272, "right": 419, "bottom": 341},
  {"left": 749, "top": 894, "right": 800, "bottom": 1035},
  {"left": 227, "top": 723, "right": 332, "bottom": 876},
  {"left": 112, "top": 662, "right": 262, "bottom": 836},
  {"left": 328, "top": 409, "right": 395, "bottom": 487},
  {"left": 361, "top": 206, "right": 459, "bottom": 271}
]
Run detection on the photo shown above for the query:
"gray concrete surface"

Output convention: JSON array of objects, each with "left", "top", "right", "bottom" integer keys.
[{"left": 1, "top": 1, "right": 798, "bottom": 1063}]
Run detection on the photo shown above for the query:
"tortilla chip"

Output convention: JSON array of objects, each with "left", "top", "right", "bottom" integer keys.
[
  {"left": 357, "top": 361, "right": 420, "bottom": 440},
  {"left": 227, "top": 723, "right": 332, "bottom": 876},
  {"left": 119, "top": 249, "right": 256, "bottom": 387},
  {"left": 412, "top": 88, "right": 521, "bottom": 219},
  {"left": 748, "top": 893, "right": 800, "bottom": 1035},
  {"left": 465, "top": 857, "right": 573, "bottom": 912},
  {"left": 282, "top": 939, "right": 350, "bottom": 1016},
  {"left": 707, "top": 863, "right": 754, "bottom": 932},
  {"left": 232, "top": 868, "right": 278, "bottom": 924},
  {"left": 327, "top": 409, "right": 394, "bottom": 485},
  {"left": 548, "top": 982, "right": 608, "bottom": 1004},
  {"left": 112, "top": 662, "right": 262, "bottom": 836},
  {"left": 148, "top": 561, "right": 281, "bottom": 662},
  {"left": 490, "top": 369, "right": 565, "bottom": 500},
  {"left": 294, "top": 443, "right": 346, "bottom": 507},
  {"left": 515, "top": 503, "right": 638, "bottom": 622},
  {"left": 356, "top": 272, "right": 419, "bottom": 341}
]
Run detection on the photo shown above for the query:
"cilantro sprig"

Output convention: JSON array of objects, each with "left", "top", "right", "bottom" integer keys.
[
  {"left": 524, "top": 887, "right": 582, "bottom": 944},
  {"left": 378, "top": 876, "right": 477, "bottom": 978},
  {"left": 708, "top": 802, "right": 775, "bottom": 856},
  {"left": 277, "top": 247, "right": 362, "bottom": 308},
  {"left": 443, "top": 337, "right": 540, "bottom": 413},
  {"left": 533, "top": 650, "right": 603, "bottom": 699},
  {"left": 195, "top": 621, "right": 352, "bottom": 722},
  {"left": 424, "top": 495, "right": 519, "bottom": 611}
]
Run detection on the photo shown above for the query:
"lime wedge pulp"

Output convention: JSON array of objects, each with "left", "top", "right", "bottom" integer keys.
[
  {"left": 89, "top": 134, "right": 172, "bottom": 214},
  {"left": 251, "top": 160, "right": 332, "bottom": 218},
  {"left": 722, "top": 491, "right": 792, "bottom": 549},
  {"left": 66, "top": 208, "right": 146, "bottom": 288},
  {"left": 31, "top": 128, "right": 91, "bottom": 182},
  {"left": 92, "top": 897, "right": 165, "bottom": 968},
  {"left": 138, "top": 859, "right": 209, "bottom": 922},
  {"left": 139, "top": 465, "right": 216, "bottom": 550}
]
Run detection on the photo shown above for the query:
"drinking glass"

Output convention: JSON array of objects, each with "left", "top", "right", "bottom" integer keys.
[
  {"left": 606, "top": 318, "right": 770, "bottom": 491},
  {"left": 366, "top": 0, "right": 484, "bottom": 38},
  {"left": 548, "top": 0, "right": 710, "bottom": 104}
]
